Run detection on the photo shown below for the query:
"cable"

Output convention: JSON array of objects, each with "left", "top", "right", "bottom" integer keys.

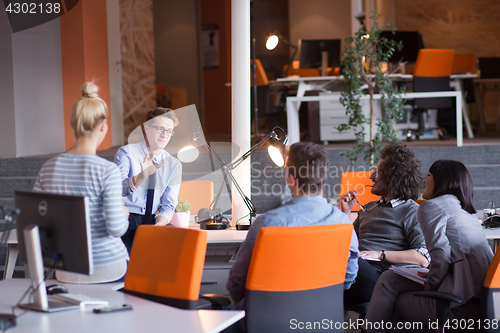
[{"left": 235, "top": 213, "right": 250, "bottom": 225}]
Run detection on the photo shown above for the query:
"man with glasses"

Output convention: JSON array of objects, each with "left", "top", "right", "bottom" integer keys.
[{"left": 114, "top": 107, "right": 182, "bottom": 253}]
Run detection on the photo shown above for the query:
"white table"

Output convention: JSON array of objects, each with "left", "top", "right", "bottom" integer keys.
[
  {"left": 2, "top": 228, "right": 248, "bottom": 279},
  {"left": 0, "top": 279, "right": 244, "bottom": 333},
  {"left": 286, "top": 91, "right": 463, "bottom": 146},
  {"left": 1, "top": 229, "right": 19, "bottom": 279},
  {"left": 279, "top": 73, "right": 477, "bottom": 145}
]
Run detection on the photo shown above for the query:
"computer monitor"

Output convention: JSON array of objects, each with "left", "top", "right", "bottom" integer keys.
[
  {"left": 478, "top": 57, "right": 500, "bottom": 79},
  {"left": 379, "top": 30, "right": 424, "bottom": 63},
  {"left": 298, "top": 39, "right": 341, "bottom": 69},
  {"left": 14, "top": 191, "right": 93, "bottom": 312}
]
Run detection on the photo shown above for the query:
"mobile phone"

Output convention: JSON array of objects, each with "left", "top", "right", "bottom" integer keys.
[{"left": 93, "top": 304, "right": 132, "bottom": 314}]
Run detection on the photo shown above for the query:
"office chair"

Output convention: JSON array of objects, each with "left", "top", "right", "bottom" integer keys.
[
  {"left": 178, "top": 180, "right": 214, "bottom": 217},
  {"left": 414, "top": 245, "right": 500, "bottom": 333},
  {"left": 251, "top": 58, "right": 270, "bottom": 122},
  {"left": 244, "top": 224, "right": 353, "bottom": 332},
  {"left": 123, "top": 225, "right": 207, "bottom": 309},
  {"left": 452, "top": 53, "right": 476, "bottom": 75},
  {"left": 411, "top": 49, "right": 455, "bottom": 140},
  {"left": 338, "top": 171, "right": 380, "bottom": 212}
]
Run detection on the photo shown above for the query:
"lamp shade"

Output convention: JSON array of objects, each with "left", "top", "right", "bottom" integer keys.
[
  {"left": 268, "top": 146, "right": 284, "bottom": 167},
  {"left": 266, "top": 35, "right": 279, "bottom": 50}
]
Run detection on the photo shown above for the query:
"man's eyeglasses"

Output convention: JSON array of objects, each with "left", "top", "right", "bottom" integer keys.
[{"left": 150, "top": 125, "right": 175, "bottom": 137}]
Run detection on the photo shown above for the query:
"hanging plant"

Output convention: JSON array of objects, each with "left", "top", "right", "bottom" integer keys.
[{"left": 338, "top": 11, "right": 405, "bottom": 167}]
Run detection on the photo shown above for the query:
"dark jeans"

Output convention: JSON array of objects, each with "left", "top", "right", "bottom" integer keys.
[
  {"left": 121, "top": 213, "right": 156, "bottom": 254},
  {"left": 344, "top": 257, "right": 382, "bottom": 306}
]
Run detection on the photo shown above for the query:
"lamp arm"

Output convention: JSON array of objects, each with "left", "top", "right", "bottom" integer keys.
[
  {"left": 226, "top": 169, "right": 257, "bottom": 215},
  {"left": 209, "top": 167, "right": 230, "bottom": 215},
  {"left": 227, "top": 131, "right": 277, "bottom": 170},
  {"left": 284, "top": 45, "right": 299, "bottom": 77},
  {"left": 204, "top": 143, "right": 227, "bottom": 169}
]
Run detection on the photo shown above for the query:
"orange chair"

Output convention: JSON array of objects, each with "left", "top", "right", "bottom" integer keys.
[
  {"left": 338, "top": 171, "right": 380, "bottom": 211},
  {"left": 481, "top": 248, "right": 500, "bottom": 329},
  {"left": 250, "top": 59, "right": 268, "bottom": 87},
  {"left": 412, "top": 49, "right": 455, "bottom": 138},
  {"left": 245, "top": 224, "right": 353, "bottom": 332},
  {"left": 123, "top": 225, "right": 207, "bottom": 309},
  {"left": 285, "top": 61, "right": 319, "bottom": 77},
  {"left": 452, "top": 53, "right": 476, "bottom": 74},
  {"left": 178, "top": 180, "right": 214, "bottom": 216}
]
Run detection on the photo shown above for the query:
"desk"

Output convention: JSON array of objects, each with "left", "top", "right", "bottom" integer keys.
[
  {"left": 277, "top": 73, "right": 477, "bottom": 144},
  {"left": 1, "top": 230, "right": 18, "bottom": 279},
  {"left": 286, "top": 91, "right": 464, "bottom": 146},
  {"left": 484, "top": 228, "right": 500, "bottom": 252},
  {"left": 473, "top": 78, "right": 500, "bottom": 132},
  {"left": 0, "top": 279, "right": 244, "bottom": 333},
  {"left": 2, "top": 228, "right": 248, "bottom": 279}
]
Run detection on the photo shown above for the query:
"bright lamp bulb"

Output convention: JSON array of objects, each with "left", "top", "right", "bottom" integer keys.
[
  {"left": 268, "top": 146, "right": 284, "bottom": 167},
  {"left": 266, "top": 35, "right": 279, "bottom": 50},
  {"left": 177, "top": 146, "right": 200, "bottom": 163}
]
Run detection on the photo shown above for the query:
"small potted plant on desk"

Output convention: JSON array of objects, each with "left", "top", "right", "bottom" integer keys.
[{"left": 171, "top": 197, "right": 192, "bottom": 228}]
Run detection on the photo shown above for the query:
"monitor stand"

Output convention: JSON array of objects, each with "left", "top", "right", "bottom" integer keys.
[
  {"left": 19, "top": 225, "right": 79, "bottom": 312},
  {"left": 321, "top": 51, "right": 328, "bottom": 76}
]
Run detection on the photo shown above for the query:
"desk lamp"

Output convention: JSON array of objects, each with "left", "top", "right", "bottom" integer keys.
[
  {"left": 266, "top": 34, "right": 298, "bottom": 78},
  {"left": 185, "top": 126, "right": 287, "bottom": 230}
]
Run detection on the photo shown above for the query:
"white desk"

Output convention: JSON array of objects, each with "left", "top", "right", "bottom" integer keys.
[
  {"left": 1, "top": 230, "right": 18, "bottom": 279},
  {"left": 0, "top": 279, "right": 244, "bottom": 333},
  {"left": 204, "top": 229, "right": 248, "bottom": 243},
  {"left": 279, "top": 73, "right": 477, "bottom": 145},
  {"left": 2, "top": 228, "right": 248, "bottom": 279},
  {"left": 286, "top": 91, "right": 464, "bottom": 146}
]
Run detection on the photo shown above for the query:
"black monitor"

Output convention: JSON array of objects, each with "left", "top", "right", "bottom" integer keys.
[
  {"left": 14, "top": 191, "right": 92, "bottom": 312},
  {"left": 298, "top": 39, "right": 341, "bottom": 69},
  {"left": 380, "top": 30, "right": 424, "bottom": 63},
  {"left": 478, "top": 57, "right": 500, "bottom": 79}
]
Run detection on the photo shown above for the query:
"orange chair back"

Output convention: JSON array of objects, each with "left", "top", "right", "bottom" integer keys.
[
  {"left": 246, "top": 224, "right": 353, "bottom": 292},
  {"left": 484, "top": 248, "right": 500, "bottom": 289},
  {"left": 178, "top": 180, "right": 214, "bottom": 216},
  {"left": 251, "top": 59, "right": 268, "bottom": 86},
  {"left": 124, "top": 225, "right": 207, "bottom": 308},
  {"left": 413, "top": 49, "right": 455, "bottom": 77},
  {"left": 415, "top": 199, "right": 426, "bottom": 205},
  {"left": 285, "top": 61, "right": 321, "bottom": 77},
  {"left": 452, "top": 53, "right": 476, "bottom": 74},
  {"left": 338, "top": 171, "right": 380, "bottom": 211}
]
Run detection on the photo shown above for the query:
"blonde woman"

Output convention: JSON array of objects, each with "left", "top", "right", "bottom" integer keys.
[{"left": 33, "top": 82, "right": 129, "bottom": 284}]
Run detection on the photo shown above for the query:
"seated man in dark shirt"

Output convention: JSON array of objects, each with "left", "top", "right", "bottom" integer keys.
[{"left": 341, "top": 143, "right": 430, "bottom": 307}]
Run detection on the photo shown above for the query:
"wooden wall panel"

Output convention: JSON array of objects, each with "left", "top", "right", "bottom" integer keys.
[
  {"left": 396, "top": 0, "right": 500, "bottom": 57},
  {"left": 120, "top": 0, "right": 157, "bottom": 140}
]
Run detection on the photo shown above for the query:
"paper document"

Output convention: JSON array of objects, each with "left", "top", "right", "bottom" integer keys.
[{"left": 390, "top": 265, "right": 428, "bottom": 285}]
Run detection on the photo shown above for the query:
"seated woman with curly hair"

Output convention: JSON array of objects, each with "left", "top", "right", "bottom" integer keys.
[{"left": 364, "top": 160, "right": 493, "bottom": 332}]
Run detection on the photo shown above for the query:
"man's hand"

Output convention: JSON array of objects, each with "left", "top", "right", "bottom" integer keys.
[
  {"left": 340, "top": 190, "right": 358, "bottom": 214},
  {"left": 132, "top": 153, "right": 165, "bottom": 188},
  {"left": 155, "top": 216, "right": 169, "bottom": 226},
  {"left": 123, "top": 205, "right": 130, "bottom": 219}
]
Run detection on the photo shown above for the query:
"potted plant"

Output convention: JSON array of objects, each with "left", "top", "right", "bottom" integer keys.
[
  {"left": 171, "top": 197, "right": 192, "bottom": 228},
  {"left": 338, "top": 11, "right": 405, "bottom": 167}
]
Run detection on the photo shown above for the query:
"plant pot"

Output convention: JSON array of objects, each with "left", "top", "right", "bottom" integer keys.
[{"left": 171, "top": 211, "right": 190, "bottom": 228}]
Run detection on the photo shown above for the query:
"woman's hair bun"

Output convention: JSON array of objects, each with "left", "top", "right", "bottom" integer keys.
[{"left": 81, "top": 82, "right": 99, "bottom": 99}]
